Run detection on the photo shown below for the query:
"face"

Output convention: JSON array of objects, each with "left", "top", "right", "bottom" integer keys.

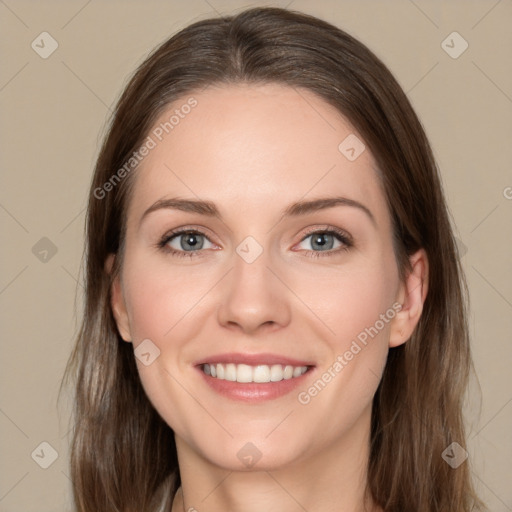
[{"left": 110, "top": 83, "right": 422, "bottom": 471}]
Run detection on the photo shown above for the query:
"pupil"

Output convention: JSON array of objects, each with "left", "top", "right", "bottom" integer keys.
[
  {"left": 315, "top": 234, "right": 326, "bottom": 246},
  {"left": 312, "top": 233, "right": 333, "bottom": 250},
  {"left": 183, "top": 233, "right": 201, "bottom": 250}
]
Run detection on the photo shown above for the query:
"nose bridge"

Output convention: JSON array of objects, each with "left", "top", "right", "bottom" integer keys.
[{"left": 216, "top": 235, "right": 290, "bottom": 333}]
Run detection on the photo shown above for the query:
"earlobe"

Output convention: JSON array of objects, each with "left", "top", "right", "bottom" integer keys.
[
  {"left": 389, "top": 249, "right": 429, "bottom": 348},
  {"left": 106, "top": 253, "right": 132, "bottom": 343}
]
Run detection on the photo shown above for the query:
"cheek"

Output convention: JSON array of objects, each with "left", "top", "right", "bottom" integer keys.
[
  {"left": 120, "top": 254, "right": 213, "bottom": 434},
  {"left": 336, "top": 269, "right": 395, "bottom": 343},
  {"left": 123, "top": 241, "right": 399, "bottom": 370},
  {"left": 299, "top": 253, "right": 398, "bottom": 351},
  {"left": 123, "top": 254, "right": 209, "bottom": 343},
  {"left": 298, "top": 255, "right": 398, "bottom": 414}
]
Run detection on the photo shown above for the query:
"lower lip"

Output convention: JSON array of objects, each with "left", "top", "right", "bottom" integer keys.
[{"left": 196, "top": 366, "right": 314, "bottom": 402}]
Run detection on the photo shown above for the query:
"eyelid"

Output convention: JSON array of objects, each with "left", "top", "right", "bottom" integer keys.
[
  {"left": 298, "top": 225, "right": 353, "bottom": 246},
  {"left": 159, "top": 225, "right": 218, "bottom": 244},
  {"left": 157, "top": 224, "right": 353, "bottom": 257}
]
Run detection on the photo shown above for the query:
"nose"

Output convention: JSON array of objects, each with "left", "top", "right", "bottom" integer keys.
[{"left": 216, "top": 243, "right": 291, "bottom": 335}]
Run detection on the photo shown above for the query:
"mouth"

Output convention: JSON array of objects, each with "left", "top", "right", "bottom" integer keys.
[
  {"left": 202, "top": 363, "right": 309, "bottom": 383},
  {"left": 195, "top": 353, "right": 315, "bottom": 402}
]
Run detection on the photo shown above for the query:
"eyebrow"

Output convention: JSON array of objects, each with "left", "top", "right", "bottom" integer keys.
[{"left": 139, "top": 196, "right": 376, "bottom": 228}]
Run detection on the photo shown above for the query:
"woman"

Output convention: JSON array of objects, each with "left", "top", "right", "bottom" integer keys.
[{"left": 63, "top": 6, "right": 485, "bottom": 512}]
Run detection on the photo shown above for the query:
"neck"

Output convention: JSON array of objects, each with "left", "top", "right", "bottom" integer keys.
[{"left": 171, "top": 405, "right": 381, "bottom": 512}]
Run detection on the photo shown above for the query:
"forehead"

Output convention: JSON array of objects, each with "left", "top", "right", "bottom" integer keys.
[{"left": 126, "top": 83, "right": 387, "bottom": 225}]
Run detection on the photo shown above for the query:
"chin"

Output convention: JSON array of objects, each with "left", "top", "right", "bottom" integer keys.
[{"left": 193, "top": 433, "right": 309, "bottom": 472}]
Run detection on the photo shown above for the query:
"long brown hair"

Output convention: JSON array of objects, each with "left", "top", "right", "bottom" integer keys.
[{"left": 62, "top": 6, "right": 485, "bottom": 511}]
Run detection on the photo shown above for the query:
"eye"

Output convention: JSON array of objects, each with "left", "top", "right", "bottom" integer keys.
[
  {"left": 295, "top": 227, "right": 353, "bottom": 258},
  {"left": 157, "top": 228, "right": 215, "bottom": 258},
  {"left": 156, "top": 226, "right": 353, "bottom": 260}
]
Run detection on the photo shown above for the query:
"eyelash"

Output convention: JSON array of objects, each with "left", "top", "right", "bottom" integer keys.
[{"left": 156, "top": 226, "right": 353, "bottom": 259}]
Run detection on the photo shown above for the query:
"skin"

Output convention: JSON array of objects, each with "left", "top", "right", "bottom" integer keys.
[{"left": 108, "top": 83, "right": 428, "bottom": 512}]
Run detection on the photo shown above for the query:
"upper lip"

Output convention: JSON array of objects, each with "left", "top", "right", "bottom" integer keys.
[{"left": 194, "top": 353, "right": 315, "bottom": 367}]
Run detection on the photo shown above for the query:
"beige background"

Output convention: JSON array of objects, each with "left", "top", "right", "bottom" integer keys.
[{"left": 1, "top": 0, "right": 511, "bottom": 510}]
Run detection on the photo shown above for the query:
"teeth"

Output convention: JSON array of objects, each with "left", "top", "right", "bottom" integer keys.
[
  {"left": 225, "top": 363, "right": 236, "bottom": 381},
  {"left": 270, "top": 364, "right": 283, "bottom": 382},
  {"left": 202, "top": 363, "right": 308, "bottom": 383},
  {"left": 292, "top": 366, "right": 303, "bottom": 378},
  {"left": 236, "top": 364, "right": 253, "bottom": 383},
  {"left": 283, "top": 365, "right": 294, "bottom": 379},
  {"left": 254, "top": 365, "right": 270, "bottom": 383}
]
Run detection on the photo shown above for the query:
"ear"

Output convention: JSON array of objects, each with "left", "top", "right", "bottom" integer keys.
[
  {"left": 389, "top": 249, "right": 429, "bottom": 348},
  {"left": 105, "top": 253, "right": 132, "bottom": 343}
]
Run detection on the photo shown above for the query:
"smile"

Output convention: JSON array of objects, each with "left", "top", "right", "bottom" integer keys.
[{"left": 202, "top": 363, "right": 309, "bottom": 383}]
